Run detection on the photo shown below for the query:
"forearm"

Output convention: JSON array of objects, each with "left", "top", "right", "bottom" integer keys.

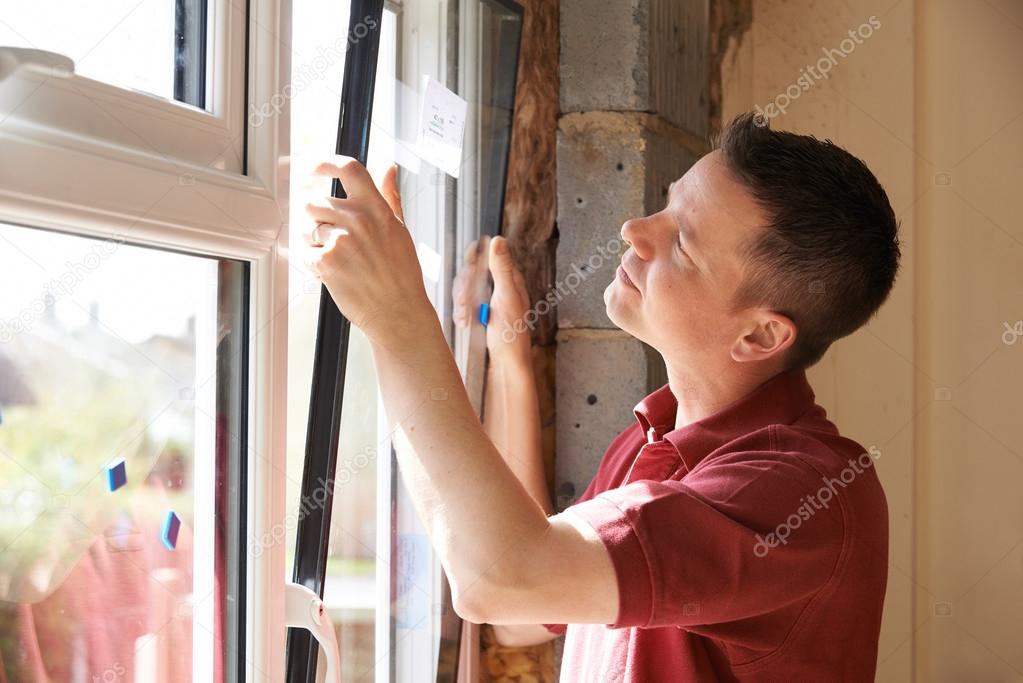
[
  {"left": 367, "top": 308, "right": 551, "bottom": 613},
  {"left": 483, "top": 359, "right": 553, "bottom": 516}
]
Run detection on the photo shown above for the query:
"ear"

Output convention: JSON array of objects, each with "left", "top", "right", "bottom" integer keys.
[{"left": 730, "top": 310, "right": 797, "bottom": 364}]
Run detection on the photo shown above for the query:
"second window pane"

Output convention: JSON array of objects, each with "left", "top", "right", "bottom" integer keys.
[{"left": 0, "top": 222, "right": 246, "bottom": 682}]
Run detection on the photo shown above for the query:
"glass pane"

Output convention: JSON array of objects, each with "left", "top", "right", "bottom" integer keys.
[
  {"left": 475, "top": 0, "right": 524, "bottom": 236},
  {"left": 285, "top": 2, "right": 523, "bottom": 679},
  {"left": 455, "top": 0, "right": 523, "bottom": 408},
  {"left": 0, "top": 0, "right": 208, "bottom": 108},
  {"left": 435, "top": 3, "right": 525, "bottom": 679},
  {"left": 285, "top": 4, "right": 397, "bottom": 682},
  {"left": 0, "top": 222, "right": 246, "bottom": 682}
]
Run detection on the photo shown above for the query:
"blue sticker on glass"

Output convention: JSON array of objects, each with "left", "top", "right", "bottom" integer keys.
[
  {"left": 106, "top": 457, "right": 127, "bottom": 491},
  {"left": 161, "top": 510, "right": 181, "bottom": 550}
]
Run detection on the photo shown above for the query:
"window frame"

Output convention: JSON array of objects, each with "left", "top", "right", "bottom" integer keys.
[
  {"left": 280, "top": 0, "right": 465, "bottom": 679},
  {"left": 283, "top": 0, "right": 390, "bottom": 680},
  {"left": 0, "top": 0, "right": 247, "bottom": 173},
  {"left": 0, "top": 0, "right": 293, "bottom": 680}
]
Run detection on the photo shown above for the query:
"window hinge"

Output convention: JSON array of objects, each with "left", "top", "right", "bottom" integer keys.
[
  {"left": 0, "top": 47, "right": 74, "bottom": 83},
  {"left": 285, "top": 582, "right": 341, "bottom": 683}
]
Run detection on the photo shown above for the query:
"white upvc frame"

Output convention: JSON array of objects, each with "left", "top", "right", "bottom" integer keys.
[
  {"left": 0, "top": 0, "right": 292, "bottom": 681},
  {"left": 0, "top": 0, "right": 247, "bottom": 173}
]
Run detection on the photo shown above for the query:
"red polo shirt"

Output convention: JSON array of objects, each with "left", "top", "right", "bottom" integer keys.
[{"left": 543, "top": 368, "right": 888, "bottom": 681}]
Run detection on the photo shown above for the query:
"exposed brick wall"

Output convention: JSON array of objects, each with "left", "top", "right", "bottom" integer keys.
[{"left": 476, "top": 0, "right": 752, "bottom": 678}]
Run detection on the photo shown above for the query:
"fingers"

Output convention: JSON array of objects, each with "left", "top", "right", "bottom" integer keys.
[
  {"left": 304, "top": 197, "right": 382, "bottom": 243},
  {"left": 305, "top": 199, "right": 354, "bottom": 225},
  {"left": 382, "top": 164, "right": 406, "bottom": 224},
  {"left": 303, "top": 222, "right": 349, "bottom": 247},
  {"left": 488, "top": 236, "right": 531, "bottom": 313},
  {"left": 463, "top": 239, "right": 479, "bottom": 266},
  {"left": 303, "top": 225, "right": 320, "bottom": 247},
  {"left": 452, "top": 270, "right": 473, "bottom": 328},
  {"left": 313, "top": 156, "right": 380, "bottom": 201},
  {"left": 489, "top": 236, "right": 517, "bottom": 286},
  {"left": 452, "top": 239, "right": 494, "bottom": 329}
]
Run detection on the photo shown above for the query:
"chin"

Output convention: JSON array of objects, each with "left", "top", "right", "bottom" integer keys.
[{"left": 605, "top": 288, "right": 640, "bottom": 338}]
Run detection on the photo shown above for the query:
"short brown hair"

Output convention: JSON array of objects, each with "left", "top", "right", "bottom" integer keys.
[{"left": 717, "top": 113, "right": 901, "bottom": 370}]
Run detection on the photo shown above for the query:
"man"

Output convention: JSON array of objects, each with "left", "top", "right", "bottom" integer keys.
[{"left": 303, "top": 112, "right": 899, "bottom": 681}]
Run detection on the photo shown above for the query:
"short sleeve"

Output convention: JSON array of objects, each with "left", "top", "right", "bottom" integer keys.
[
  {"left": 542, "top": 622, "right": 567, "bottom": 636},
  {"left": 562, "top": 451, "right": 845, "bottom": 630}
]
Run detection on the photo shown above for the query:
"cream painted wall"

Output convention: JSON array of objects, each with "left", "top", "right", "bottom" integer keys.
[{"left": 722, "top": 0, "right": 1023, "bottom": 680}]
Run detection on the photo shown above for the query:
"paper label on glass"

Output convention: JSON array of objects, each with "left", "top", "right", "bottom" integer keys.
[{"left": 416, "top": 75, "right": 468, "bottom": 178}]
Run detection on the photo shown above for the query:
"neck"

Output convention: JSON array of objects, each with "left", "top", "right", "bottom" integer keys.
[{"left": 665, "top": 359, "right": 782, "bottom": 430}]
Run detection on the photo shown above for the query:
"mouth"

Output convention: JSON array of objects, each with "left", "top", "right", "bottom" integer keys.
[{"left": 617, "top": 265, "right": 639, "bottom": 293}]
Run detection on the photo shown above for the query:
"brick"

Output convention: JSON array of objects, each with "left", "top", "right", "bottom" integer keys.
[
  {"left": 561, "top": 0, "right": 720, "bottom": 135},
  {"left": 556, "top": 112, "right": 645, "bottom": 330},
  {"left": 560, "top": 0, "right": 648, "bottom": 113}
]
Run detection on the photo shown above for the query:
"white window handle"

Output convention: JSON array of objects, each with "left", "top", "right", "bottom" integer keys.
[
  {"left": 285, "top": 582, "right": 341, "bottom": 683},
  {"left": 0, "top": 47, "right": 74, "bottom": 83}
]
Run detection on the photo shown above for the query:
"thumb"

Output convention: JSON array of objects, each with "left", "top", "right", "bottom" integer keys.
[
  {"left": 382, "top": 164, "right": 405, "bottom": 224},
  {"left": 489, "top": 236, "right": 515, "bottom": 286}
]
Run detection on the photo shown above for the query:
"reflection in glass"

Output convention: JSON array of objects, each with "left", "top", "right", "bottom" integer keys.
[
  {"left": 0, "top": 0, "right": 208, "bottom": 108},
  {"left": 0, "top": 222, "right": 246, "bottom": 682},
  {"left": 474, "top": 0, "right": 524, "bottom": 237}
]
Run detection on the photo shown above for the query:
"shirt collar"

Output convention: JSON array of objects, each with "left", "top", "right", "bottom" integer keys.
[{"left": 633, "top": 368, "right": 817, "bottom": 472}]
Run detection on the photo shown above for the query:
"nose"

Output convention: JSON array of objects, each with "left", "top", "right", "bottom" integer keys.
[{"left": 620, "top": 216, "right": 655, "bottom": 260}]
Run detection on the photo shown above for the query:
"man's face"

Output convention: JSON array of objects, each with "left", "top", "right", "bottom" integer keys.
[{"left": 604, "top": 150, "right": 768, "bottom": 367}]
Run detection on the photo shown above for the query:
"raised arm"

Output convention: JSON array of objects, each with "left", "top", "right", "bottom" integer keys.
[
  {"left": 302, "top": 158, "right": 618, "bottom": 627},
  {"left": 467, "top": 238, "right": 559, "bottom": 643},
  {"left": 470, "top": 237, "right": 554, "bottom": 516}
]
